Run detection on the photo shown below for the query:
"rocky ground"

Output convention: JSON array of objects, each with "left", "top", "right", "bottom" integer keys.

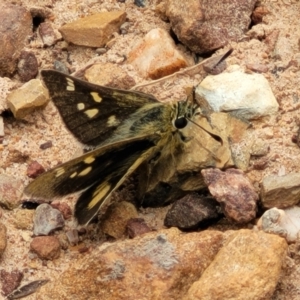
[{"left": 1, "top": 0, "right": 300, "bottom": 299}]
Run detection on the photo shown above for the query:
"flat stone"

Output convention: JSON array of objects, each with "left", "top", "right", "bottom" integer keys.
[
  {"left": 261, "top": 173, "right": 300, "bottom": 208},
  {"left": 85, "top": 63, "right": 136, "bottom": 89},
  {"left": 30, "top": 236, "right": 61, "bottom": 260},
  {"left": 101, "top": 201, "right": 138, "bottom": 239},
  {"left": 0, "top": 174, "right": 23, "bottom": 209},
  {"left": 128, "top": 28, "right": 189, "bottom": 79},
  {"left": 0, "top": 4, "right": 32, "bottom": 76},
  {"left": 186, "top": 230, "right": 288, "bottom": 300},
  {"left": 35, "top": 228, "right": 224, "bottom": 299},
  {"left": 7, "top": 79, "right": 49, "bottom": 119},
  {"left": 164, "top": 0, "right": 256, "bottom": 54},
  {"left": 59, "top": 11, "right": 126, "bottom": 47},
  {"left": 195, "top": 70, "right": 279, "bottom": 120},
  {"left": 202, "top": 168, "right": 258, "bottom": 223}
]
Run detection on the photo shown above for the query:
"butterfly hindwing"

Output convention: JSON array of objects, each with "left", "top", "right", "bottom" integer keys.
[
  {"left": 41, "top": 70, "right": 158, "bottom": 146},
  {"left": 24, "top": 134, "right": 159, "bottom": 224}
]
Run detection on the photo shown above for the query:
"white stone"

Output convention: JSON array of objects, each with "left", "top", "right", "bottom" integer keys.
[
  {"left": 257, "top": 206, "right": 300, "bottom": 242},
  {"left": 196, "top": 70, "right": 279, "bottom": 119}
]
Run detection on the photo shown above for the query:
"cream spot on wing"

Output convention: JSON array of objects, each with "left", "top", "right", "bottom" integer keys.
[
  {"left": 78, "top": 166, "right": 92, "bottom": 176},
  {"left": 67, "top": 85, "right": 75, "bottom": 91},
  {"left": 77, "top": 103, "right": 85, "bottom": 110},
  {"left": 88, "top": 183, "right": 111, "bottom": 209},
  {"left": 84, "top": 109, "right": 99, "bottom": 118},
  {"left": 84, "top": 156, "right": 95, "bottom": 164},
  {"left": 66, "top": 78, "right": 75, "bottom": 91},
  {"left": 90, "top": 92, "right": 102, "bottom": 103},
  {"left": 70, "top": 172, "right": 77, "bottom": 178},
  {"left": 55, "top": 167, "right": 65, "bottom": 177},
  {"left": 107, "top": 115, "right": 120, "bottom": 127}
]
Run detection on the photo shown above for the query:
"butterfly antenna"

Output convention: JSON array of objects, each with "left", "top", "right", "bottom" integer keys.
[
  {"left": 187, "top": 117, "right": 223, "bottom": 145},
  {"left": 187, "top": 117, "right": 223, "bottom": 162}
]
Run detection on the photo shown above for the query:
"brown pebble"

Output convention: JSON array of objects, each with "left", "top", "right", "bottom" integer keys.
[
  {"left": 252, "top": 157, "right": 269, "bottom": 170},
  {"left": 78, "top": 246, "right": 90, "bottom": 254},
  {"left": 126, "top": 218, "right": 151, "bottom": 238},
  {"left": 17, "top": 51, "right": 38, "bottom": 82},
  {"left": 27, "top": 161, "right": 46, "bottom": 178},
  {"left": 246, "top": 63, "right": 268, "bottom": 73},
  {"left": 30, "top": 236, "right": 61, "bottom": 260},
  {"left": 251, "top": 6, "right": 269, "bottom": 24},
  {"left": 40, "top": 141, "right": 53, "bottom": 150}
]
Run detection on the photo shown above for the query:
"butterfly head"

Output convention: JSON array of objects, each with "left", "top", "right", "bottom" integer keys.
[{"left": 173, "top": 100, "right": 197, "bottom": 130}]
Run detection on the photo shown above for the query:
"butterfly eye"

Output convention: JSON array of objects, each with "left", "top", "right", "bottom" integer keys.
[{"left": 175, "top": 117, "right": 188, "bottom": 129}]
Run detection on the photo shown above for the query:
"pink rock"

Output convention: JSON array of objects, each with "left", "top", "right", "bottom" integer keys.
[
  {"left": 128, "top": 28, "right": 189, "bottom": 79},
  {"left": 201, "top": 168, "right": 258, "bottom": 223}
]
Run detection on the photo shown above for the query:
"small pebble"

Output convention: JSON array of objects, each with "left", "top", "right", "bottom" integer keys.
[
  {"left": 126, "top": 218, "right": 151, "bottom": 238},
  {"left": 51, "top": 201, "right": 72, "bottom": 220},
  {"left": 30, "top": 236, "right": 61, "bottom": 260},
  {"left": 27, "top": 161, "right": 45, "bottom": 178},
  {"left": 33, "top": 203, "right": 65, "bottom": 236},
  {"left": 66, "top": 229, "right": 79, "bottom": 245},
  {"left": 0, "top": 270, "right": 23, "bottom": 296},
  {"left": 54, "top": 60, "right": 69, "bottom": 74},
  {"left": 40, "top": 141, "right": 53, "bottom": 150}
]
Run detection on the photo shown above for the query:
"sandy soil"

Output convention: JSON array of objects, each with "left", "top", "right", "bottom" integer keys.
[{"left": 1, "top": 0, "right": 300, "bottom": 299}]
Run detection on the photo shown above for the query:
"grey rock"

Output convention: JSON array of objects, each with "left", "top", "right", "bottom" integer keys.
[
  {"left": 33, "top": 203, "right": 65, "bottom": 236},
  {"left": 257, "top": 206, "right": 300, "bottom": 243},
  {"left": 66, "top": 229, "right": 79, "bottom": 245}
]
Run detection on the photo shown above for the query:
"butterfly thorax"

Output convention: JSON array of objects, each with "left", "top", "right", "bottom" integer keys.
[{"left": 103, "top": 100, "right": 197, "bottom": 147}]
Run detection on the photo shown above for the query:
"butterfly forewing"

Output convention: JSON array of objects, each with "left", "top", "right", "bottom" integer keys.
[{"left": 41, "top": 70, "right": 158, "bottom": 146}]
